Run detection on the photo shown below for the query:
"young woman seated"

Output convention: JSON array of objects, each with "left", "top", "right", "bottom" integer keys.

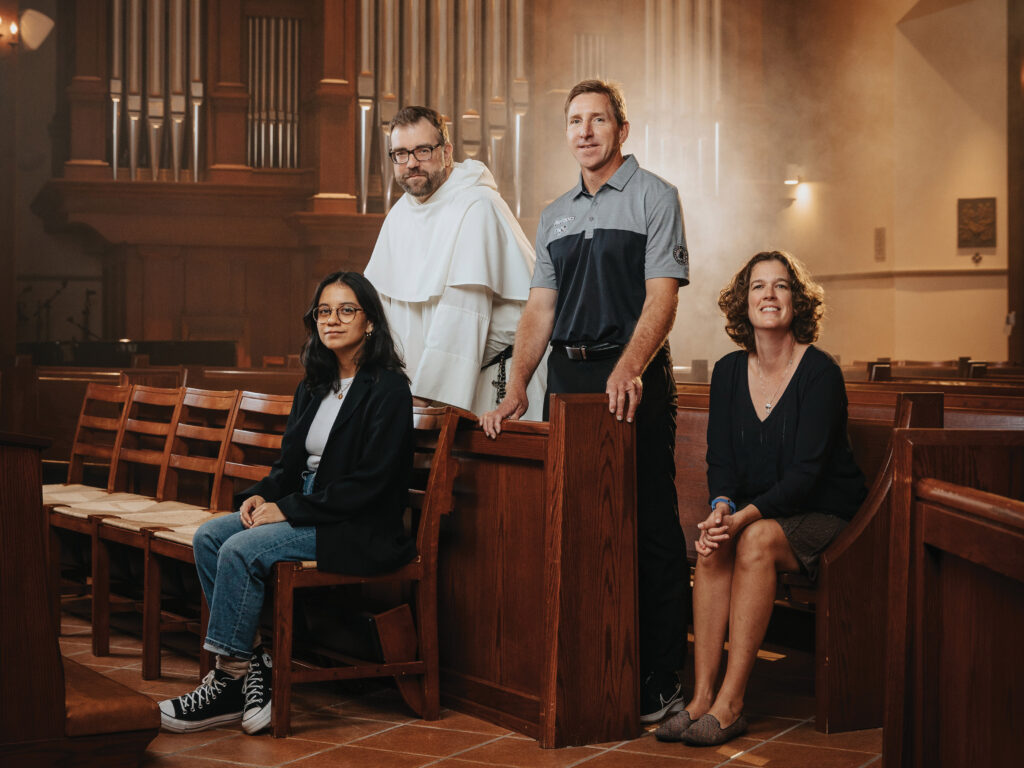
[{"left": 159, "top": 271, "right": 414, "bottom": 734}]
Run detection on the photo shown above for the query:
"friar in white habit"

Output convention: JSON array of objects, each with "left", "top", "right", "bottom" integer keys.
[{"left": 364, "top": 105, "right": 546, "bottom": 419}]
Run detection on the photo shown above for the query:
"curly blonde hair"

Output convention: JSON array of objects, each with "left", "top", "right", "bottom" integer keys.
[{"left": 719, "top": 251, "right": 824, "bottom": 351}]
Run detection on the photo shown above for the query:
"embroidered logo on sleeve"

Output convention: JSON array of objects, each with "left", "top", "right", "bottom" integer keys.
[
  {"left": 672, "top": 244, "right": 689, "bottom": 267},
  {"left": 551, "top": 216, "right": 575, "bottom": 237}
]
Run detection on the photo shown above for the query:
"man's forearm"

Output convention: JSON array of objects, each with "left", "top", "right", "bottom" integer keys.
[{"left": 508, "top": 289, "right": 556, "bottom": 389}]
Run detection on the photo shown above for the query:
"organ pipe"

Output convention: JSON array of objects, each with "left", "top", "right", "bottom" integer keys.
[
  {"left": 146, "top": 0, "right": 166, "bottom": 180},
  {"left": 110, "top": 0, "right": 204, "bottom": 181},
  {"left": 110, "top": 0, "right": 124, "bottom": 180}
]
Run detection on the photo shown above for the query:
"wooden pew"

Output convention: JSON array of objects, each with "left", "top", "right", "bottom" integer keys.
[
  {"left": 0, "top": 432, "right": 159, "bottom": 768},
  {"left": 846, "top": 376, "right": 1024, "bottom": 398},
  {"left": 184, "top": 366, "right": 303, "bottom": 396},
  {"left": 885, "top": 429, "right": 1024, "bottom": 768},
  {"left": 439, "top": 395, "right": 639, "bottom": 748}
]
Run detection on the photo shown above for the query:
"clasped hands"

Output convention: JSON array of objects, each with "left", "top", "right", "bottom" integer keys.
[
  {"left": 695, "top": 501, "right": 745, "bottom": 557},
  {"left": 239, "top": 495, "right": 286, "bottom": 528}
]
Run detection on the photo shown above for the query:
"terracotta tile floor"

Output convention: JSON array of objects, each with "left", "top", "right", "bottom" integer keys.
[{"left": 59, "top": 610, "right": 881, "bottom": 768}]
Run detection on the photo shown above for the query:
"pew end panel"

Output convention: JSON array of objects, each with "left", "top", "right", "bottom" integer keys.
[
  {"left": 439, "top": 396, "right": 640, "bottom": 748},
  {"left": 543, "top": 394, "right": 640, "bottom": 747},
  {"left": 813, "top": 391, "right": 942, "bottom": 734},
  {"left": 0, "top": 432, "right": 159, "bottom": 767},
  {"left": 885, "top": 439, "right": 1024, "bottom": 768},
  {"left": 440, "top": 417, "right": 550, "bottom": 738}
]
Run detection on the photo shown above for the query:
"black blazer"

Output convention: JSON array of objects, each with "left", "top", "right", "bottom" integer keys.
[{"left": 235, "top": 368, "right": 416, "bottom": 575}]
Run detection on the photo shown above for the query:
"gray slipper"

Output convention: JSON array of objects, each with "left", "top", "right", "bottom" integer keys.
[
  {"left": 681, "top": 712, "right": 749, "bottom": 746},
  {"left": 654, "top": 709, "right": 696, "bottom": 742}
]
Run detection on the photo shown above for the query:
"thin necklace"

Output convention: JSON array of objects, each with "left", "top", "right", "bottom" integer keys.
[
  {"left": 336, "top": 377, "right": 355, "bottom": 400},
  {"left": 755, "top": 351, "right": 794, "bottom": 414}
]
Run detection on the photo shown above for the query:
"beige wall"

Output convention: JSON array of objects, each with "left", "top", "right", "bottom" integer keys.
[{"left": 772, "top": 0, "right": 1008, "bottom": 365}]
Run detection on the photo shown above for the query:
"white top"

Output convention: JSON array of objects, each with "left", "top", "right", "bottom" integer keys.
[
  {"left": 365, "top": 159, "right": 547, "bottom": 418},
  {"left": 305, "top": 377, "right": 354, "bottom": 472}
]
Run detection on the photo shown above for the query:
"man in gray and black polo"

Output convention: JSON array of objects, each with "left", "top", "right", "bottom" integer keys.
[{"left": 481, "top": 79, "right": 690, "bottom": 724}]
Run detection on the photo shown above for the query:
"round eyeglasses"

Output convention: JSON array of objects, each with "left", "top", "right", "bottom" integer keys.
[{"left": 316, "top": 305, "right": 364, "bottom": 324}]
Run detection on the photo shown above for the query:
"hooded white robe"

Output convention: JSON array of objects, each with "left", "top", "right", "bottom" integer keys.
[{"left": 365, "top": 159, "right": 547, "bottom": 419}]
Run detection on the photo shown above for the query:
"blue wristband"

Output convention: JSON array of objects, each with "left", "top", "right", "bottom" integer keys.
[{"left": 710, "top": 497, "right": 736, "bottom": 515}]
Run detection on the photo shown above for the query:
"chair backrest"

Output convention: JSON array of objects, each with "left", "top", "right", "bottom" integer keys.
[
  {"left": 158, "top": 388, "right": 240, "bottom": 505},
  {"left": 107, "top": 386, "right": 185, "bottom": 495},
  {"left": 211, "top": 391, "right": 293, "bottom": 510},
  {"left": 408, "top": 407, "right": 460, "bottom": 569},
  {"left": 65, "top": 383, "right": 132, "bottom": 485}
]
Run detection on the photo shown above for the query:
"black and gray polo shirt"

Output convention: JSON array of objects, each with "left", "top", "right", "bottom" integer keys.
[{"left": 531, "top": 154, "right": 689, "bottom": 346}]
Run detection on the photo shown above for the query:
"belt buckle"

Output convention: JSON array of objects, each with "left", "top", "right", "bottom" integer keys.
[{"left": 565, "top": 345, "right": 586, "bottom": 361}]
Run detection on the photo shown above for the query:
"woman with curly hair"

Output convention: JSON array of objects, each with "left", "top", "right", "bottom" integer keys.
[
  {"left": 159, "top": 271, "right": 414, "bottom": 735},
  {"left": 657, "top": 251, "right": 866, "bottom": 746}
]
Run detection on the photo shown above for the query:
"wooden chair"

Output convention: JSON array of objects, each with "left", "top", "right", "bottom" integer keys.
[
  {"left": 41, "top": 382, "right": 132, "bottom": 504},
  {"left": 42, "top": 383, "right": 133, "bottom": 625},
  {"left": 90, "top": 388, "right": 241, "bottom": 663},
  {"left": 48, "top": 385, "right": 185, "bottom": 631},
  {"left": 141, "top": 391, "right": 293, "bottom": 679},
  {"left": 269, "top": 406, "right": 460, "bottom": 737}
]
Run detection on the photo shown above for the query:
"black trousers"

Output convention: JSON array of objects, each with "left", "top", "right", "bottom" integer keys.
[{"left": 545, "top": 345, "right": 688, "bottom": 676}]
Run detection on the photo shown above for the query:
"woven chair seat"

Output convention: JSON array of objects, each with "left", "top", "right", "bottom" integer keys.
[
  {"left": 100, "top": 505, "right": 213, "bottom": 532},
  {"left": 44, "top": 487, "right": 125, "bottom": 505},
  {"left": 151, "top": 514, "right": 231, "bottom": 546},
  {"left": 52, "top": 494, "right": 168, "bottom": 518},
  {"left": 43, "top": 482, "right": 98, "bottom": 495}
]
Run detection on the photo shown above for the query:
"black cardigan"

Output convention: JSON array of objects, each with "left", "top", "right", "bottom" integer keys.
[
  {"left": 235, "top": 368, "right": 415, "bottom": 575},
  {"left": 706, "top": 345, "right": 867, "bottom": 520}
]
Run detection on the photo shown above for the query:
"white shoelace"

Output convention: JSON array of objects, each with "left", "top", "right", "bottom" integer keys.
[
  {"left": 181, "top": 670, "right": 229, "bottom": 713},
  {"left": 244, "top": 663, "right": 265, "bottom": 709}
]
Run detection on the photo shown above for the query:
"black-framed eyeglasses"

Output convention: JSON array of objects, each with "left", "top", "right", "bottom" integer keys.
[
  {"left": 389, "top": 143, "right": 443, "bottom": 165},
  {"left": 315, "top": 305, "right": 364, "bottom": 324}
]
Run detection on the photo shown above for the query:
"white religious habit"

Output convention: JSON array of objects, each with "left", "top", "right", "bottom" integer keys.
[{"left": 365, "top": 159, "right": 547, "bottom": 419}]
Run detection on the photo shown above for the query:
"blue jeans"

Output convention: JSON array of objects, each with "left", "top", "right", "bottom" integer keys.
[{"left": 193, "top": 473, "right": 317, "bottom": 659}]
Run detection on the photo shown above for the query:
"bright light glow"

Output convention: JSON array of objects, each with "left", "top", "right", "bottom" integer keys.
[
  {"left": 9, "top": 21, "right": 17, "bottom": 35},
  {"left": 784, "top": 178, "right": 800, "bottom": 186}
]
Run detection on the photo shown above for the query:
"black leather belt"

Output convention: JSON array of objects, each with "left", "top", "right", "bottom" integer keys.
[{"left": 551, "top": 342, "right": 623, "bottom": 361}]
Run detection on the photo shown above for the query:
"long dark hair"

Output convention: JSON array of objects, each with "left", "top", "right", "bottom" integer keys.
[{"left": 300, "top": 271, "right": 407, "bottom": 398}]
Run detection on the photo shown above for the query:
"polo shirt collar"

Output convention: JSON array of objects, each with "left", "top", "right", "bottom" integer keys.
[{"left": 572, "top": 154, "right": 640, "bottom": 198}]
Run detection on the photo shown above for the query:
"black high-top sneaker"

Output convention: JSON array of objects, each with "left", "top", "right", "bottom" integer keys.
[
  {"left": 241, "top": 646, "right": 273, "bottom": 734},
  {"left": 159, "top": 669, "right": 245, "bottom": 732}
]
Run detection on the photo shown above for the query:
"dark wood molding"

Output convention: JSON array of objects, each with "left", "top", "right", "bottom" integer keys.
[{"left": 34, "top": 179, "right": 316, "bottom": 248}]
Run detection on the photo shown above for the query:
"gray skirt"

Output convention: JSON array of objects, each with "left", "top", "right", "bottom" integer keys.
[{"left": 775, "top": 512, "right": 848, "bottom": 582}]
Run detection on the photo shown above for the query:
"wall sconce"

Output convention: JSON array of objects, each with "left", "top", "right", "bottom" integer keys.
[
  {"left": 0, "top": 9, "right": 54, "bottom": 50},
  {"left": 783, "top": 163, "right": 804, "bottom": 186},
  {"left": 0, "top": 17, "right": 16, "bottom": 47}
]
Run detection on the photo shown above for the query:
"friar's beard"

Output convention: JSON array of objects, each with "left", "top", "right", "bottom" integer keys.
[{"left": 397, "top": 165, "right": 448, "bottom": 199}]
